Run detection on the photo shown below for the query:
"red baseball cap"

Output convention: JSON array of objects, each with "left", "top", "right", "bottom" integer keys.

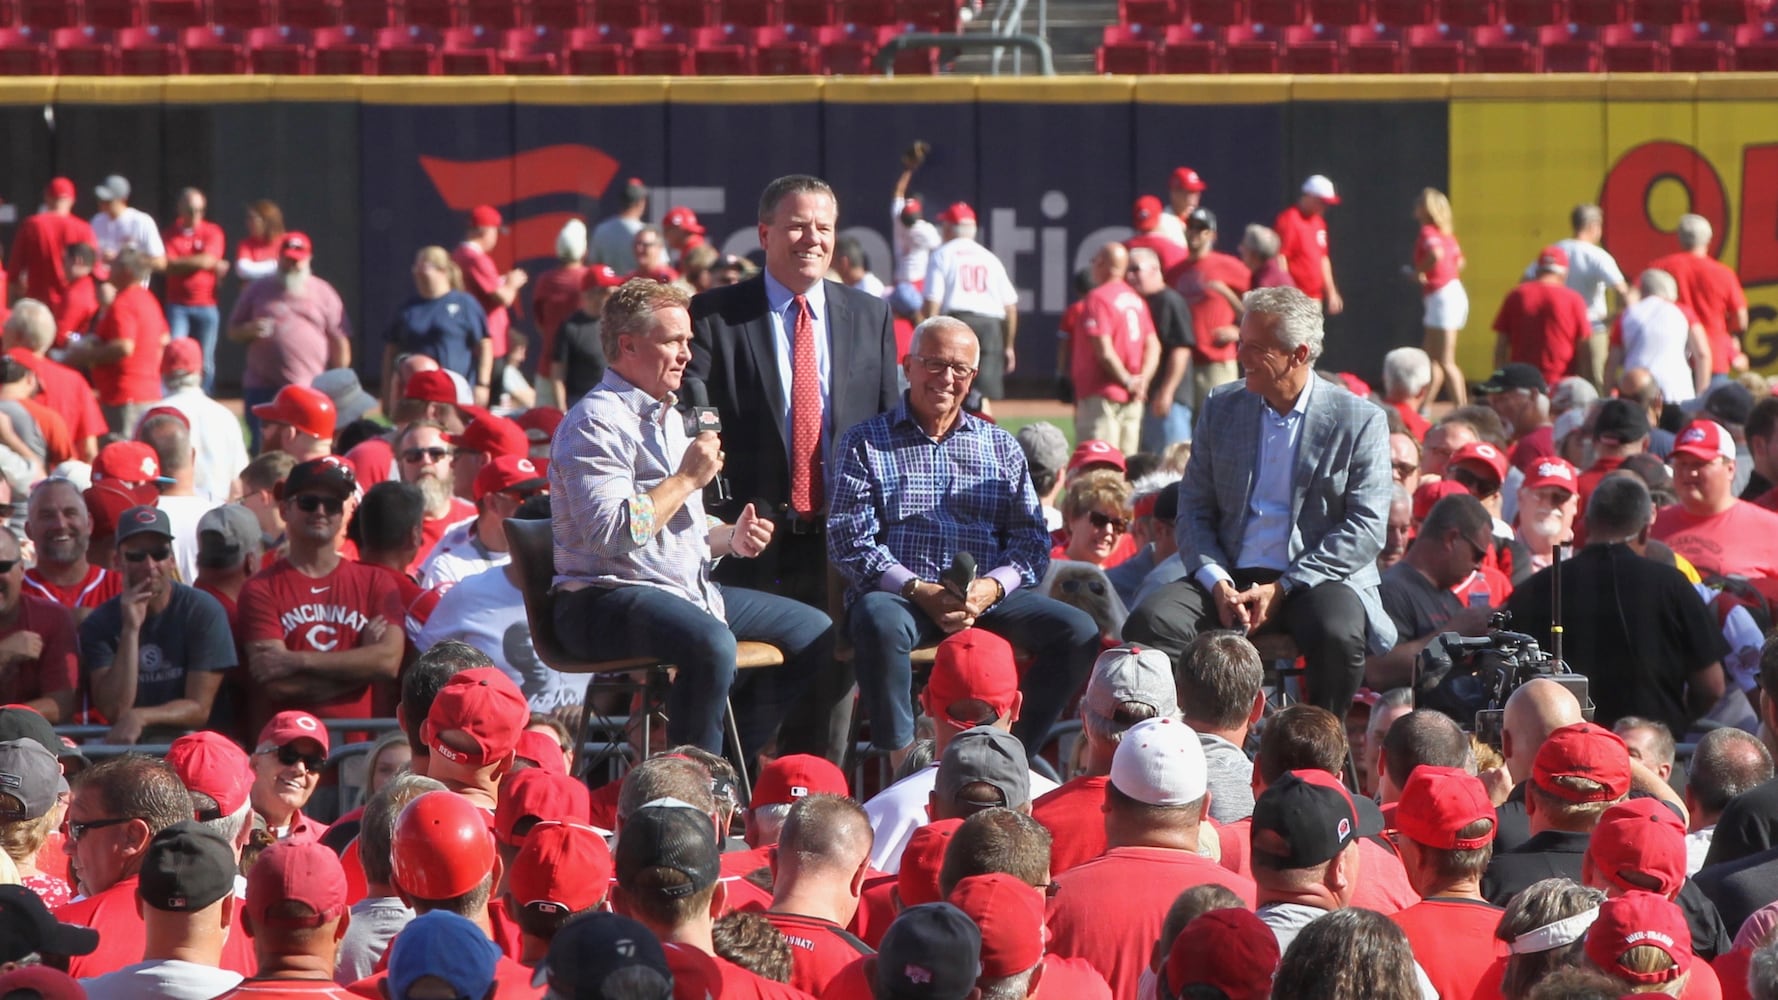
[
  {"left": 898, "top": 818, "right": 963, "bottom": 907},
  {"left": 947, "top": 874, "right": 1045, "bottom": 978},
  {"left": 1586, "top": 798, "right": 1687, "bottom": 897},
  {"left": 469, "top": 205, "right": 503, "bottom": 229},
  {"left": 251, "top": 384, "right": 337, "bottom": 441},
  {"left": 138, "top": 406, "right": 190, "bottom": 434},
  {"left": 1532, "top": 722, "right": 1631, "bottom": 803},
  {"left": 1412, "top": 479, "right": 1468, "bottom": 522},
  {"left": 166, "top": 731, "right": 252, "bottom": 820},
  {"left": 1068, "top": 439, "right": 1126, "bottom": 475},
  {"left": 751, "top": 754, "right": 849, "bottom": 809},
  {"left": 92, "top": 441, "right": 165, "bottom": 486},
  {"left": 473, "top": 455, "right": 549, "bottom": 502},
  {"left": 423, "top": 668, "right": 530, "bottom": 768},
  {"left": 923, "top": 629, "right": 1019, "bottom": 726},
  {"left": 405, "top": 369, "right": 460, "bottom": 406},
  {"left": 1395, "top": 765, "right": 1496, "bottom": 851},
  {"left": 514, "top": 406, "right": 564, "bottom": 443},
  {"left": 83, "top": 482, "right": 155, "bottom": 537},
  {"left": 256, "top": 710, "right": 329, "bottom": 755},
  {"left": 663, "top": 207, "right": 705, "bottom": 235},
  {"left": 1672, "top": 419, "right": 1737, "bottom": 463},
  {"left": 278, "top": 232, "right": 312, "bottom": 262},
  {"left": 495, "top": 768, "right": 592, "bottom": 847},
  {"left": 937, "top": 202, "right": 976, "bottom": 225},
  {"left": 1169, "top": 167, "right": 1208, "bottom": 193},
  {"left": 392, "top": 790, "right": 498, "bottom": 900},
  {"left": 246, "top": 840, "right": 347, "bottom": 930},
  {"left": 1537, "top": 244, "right": 1570, "bottom": 272},
  {"left": 1449, "top": 441, "right": 1508, "bottom": 486},
  {"left": 45, "top": 177, "right": 75, "bottom": 200},
  {"left": 580, "top": 264, "right": 624, "bottom": 291},
  {"left": 1584, "top": 891, "right": 1692, "bottom": 986},
  {"left": 450, "top": 413, "right": 530, "bottom": 460},
  {"left": 509, "top": 821, "right": 612, "bottom": 914},
  {"left": 1164, "top": 907, "right": 1280, "bottom": 1000},
  {"left": 1522, "top": 457, "right": 1579, "bottom": 495},
  {"left": 514, "top": 729, "right": 567, "bottom": 775},
  {"left": 1132, "top": 195, "right": 1165, "bottom": 233},
  {"left": 161, "top": 337, "right": 203, "bottom": 377}
]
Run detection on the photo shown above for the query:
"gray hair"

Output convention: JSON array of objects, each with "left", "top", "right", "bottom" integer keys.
[
  {"left": 1689, "top": 727, "right": 1774, "bottom": 815},
  {"left": 1242, "top": 224, "right": 1281, "bottom": 260},
  {"left": 1, "top": 300, "right": 54, "bottom": 353},
  {"left": 953, "top": 220, "right": 978, "bottom": 241},
  {"left": 113, "top": 248, "right": 150, "bottom": 283},
  {"left": 980, "top": 968, "right": 1039, "bottom": 1000},
  {"left": 908, "top": 315, "right": 979, "bottom": 363},
  {"left": 747, "top": 802, "right": 793, "bottom": 845},
  {"left": 1571, "top": 205, "right": 1604, "bottom": 232},
  {"left": 555, "top": 218, "right": 587, "bottom": 264},
  {"left": 198, "top": 796, "right": 252, "bottom": 850},
  {"left": 1392, "top": 482, "right": 1412, "bottom": 511},
  {"left": 1639, "top": 268, "right": 1679, "bottom": 301},
  {"left": 1242, "top": 286, "right": 1324, "bottom": 363},
  {"left": 1382, "top": 347, "right": 1433, "bottom": 399},
  {"left": 1752, "top": 939, "right": 1778, "bottom": 1000},
  {"left": 1677, "top": 213, "right": 1713, "bottom": 251},
  {"left": 758, "top": 174, "right": 836, "bottom": 224}
]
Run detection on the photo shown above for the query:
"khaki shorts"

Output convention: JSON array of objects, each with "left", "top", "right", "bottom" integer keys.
[
  {"left": 1192, "top": 360, "right": 1240, "bottom": 414},
  {"left": 1075, "top": 395, "right": 1143, "bottom": 454}
]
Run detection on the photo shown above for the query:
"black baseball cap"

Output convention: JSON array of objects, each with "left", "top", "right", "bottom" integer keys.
[
  {"left": 0, "top": 707, "right": 64, "bottom": 760},
  {"left": 0, "top": 886, "right": 97, "bottom": 963},
  {"left": 1186, "top": 207, "right": 1217, "bottom": 231},
  {"left": 276, "top": 455, "right": 358, "bottom": 501},
  {"left": 138, "top": 821, "right": 237, "bottom": 913},
  {"left": 115, "top": 505, "right": 174, "bottom": 546},
  {"left": 1251, "top": 770, "right": 1364, "bottom": 870},
  {"left": 1593, "top": 398, "right": 1650, "bottom": 444},
  {"left": 530, "top": 911, "right": 672, "bottom": 999},
  {"left": 1475, "top": 364, "right": 1548, "bottom": 395},
  {"left": 875, "top": 903, "right": 983, "bottom": 1000},
  {"left": 613, "top": 799, "right": 719, "bottom": 899},
  {"left": 1704, "top": 382, "right": 1755, "bottom": 427}
]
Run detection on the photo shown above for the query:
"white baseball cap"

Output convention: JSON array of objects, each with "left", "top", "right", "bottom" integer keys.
[
  {"left": 1301, "top": 174, "right": 1341, "bottom": 205},
  {"left": 1109, "top": 717, "right": 1207, "bottom": 807}
]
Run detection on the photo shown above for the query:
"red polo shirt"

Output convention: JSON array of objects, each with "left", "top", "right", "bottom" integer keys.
[
  {"left": 93, "top": 283, "right": 169, "bottom": 406},
  {"left": 57, "top": 875, "right": 146, "bottom": 978},
  {"left": 163, "top": 219, "right": 227, "bottom": 307}
]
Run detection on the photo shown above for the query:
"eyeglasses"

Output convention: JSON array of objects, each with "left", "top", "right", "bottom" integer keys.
[
  {"left": 273, "top": 744, "right": 327, "bottom": 772},
  {"left": 1450, "top": 467, "right": 1501, "bottom": 500},
  {"left": 0, "top": 559, "right": 18, "bottom": 574},
  {"left": 1088, "top": 511, "right": 1129, "bottom": 533},
  {"left": 1455, "top": 532, "right": 1492, "bottom": 564},
  {"left": 500, "top": 488, "right": 549, "bottom": 502},
  {"left": 121, "top": 547, "right": 172, "bottom": 563},
  {"left": 401, "top": 447, "right": 452, "bottom": 464},
  {"left": 293, "top": 494, "right": 345, "bottom": 515},
  {"left": 65, "top": 817, "right": 137, "bottom": 842},
  {"left": 911, "top": 355, "right": 979, "bottom": 380}
]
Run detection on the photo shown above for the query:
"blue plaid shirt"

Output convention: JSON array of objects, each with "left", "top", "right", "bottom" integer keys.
[{"left": 827, "top": 397, "right": 1049, "bottom": 608}]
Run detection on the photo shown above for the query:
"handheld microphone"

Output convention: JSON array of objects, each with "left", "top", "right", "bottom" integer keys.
[
  {"left": 941, "top": 552, "right": 977, "bottom": 600},
  {"left": 681, "top": 377, "right": 731, "bottom": 504}
]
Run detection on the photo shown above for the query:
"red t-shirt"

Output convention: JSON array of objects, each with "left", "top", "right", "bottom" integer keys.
[
  {"left": 1069, "top": 279, "right": 1155, "bottom": 405},
  {"left": 93, "top": 283, "right": 168, "bottom": 405},
  {"left": 23, "top": 564, "right": 120, "bottom": 612},
  {"left": 237, "top": 557, "right": 405, "bottom": 730},
  {"left": 1652, "top": 501, "right": 1778, "bottom": 582},
  {"left": 21, "top": 396, "right": 75, "bottom": 467},
  {"left": 1045, "top": 845, "right": 1257, "bottom": 1000},
  {"left": 1390, "top": 399, "right": 1430, "bottom": 443},
  {"left": 588, "top": 779, "right": 620, "bottom": 830},
  {"left": 347, "top": 954, "right": 541, "bottom": 999},
  {"left": 1652, "top": 251, "right": 1748, "bottom": 374},
  {"left": 344, "top": 437, "right": 395, "bottom": 487},
  {"left": 1254, "top": 258, "right": 1296, "bottom": 290},
  {"left": 1274, "top": 205, "right": 1329, "bottom": 298},
  {"left": 1490, "top": 280, "right": 1591, "bottom": 389},
  {"left": 9, "top": 349, "right": 106, "bottom": 445},
  {"left": 56, "top": 275, "right": 100, "bottom": 345},
  {"left": 452, "top": 242, "right": 508, "bottom": 358},
  {"left": 1415, "top": 225, "right": 1463, "bottom": 293},
  {"left": 1031, "top": 775, "right": 1110, "bottom": 875},
  {"left": 1715, "top": 948, "right": 1753, "bottom": 1000},
  {"left": 1391, "top": 897, "right": 1508, "bottom": 1000},
  {"left": 56, "top": 876, "right": 145, "bottom": 978},
  {"left": 846, "top": 877, "right": 897, "bottom": 950},
  {"left": 762, "top": 912, "right": 874, "bottom": 995},
  {"left": 1453, "top": 565, "right": 1514, "bottom": 608},
  {"left": 413, "top": 498, "right": 476, "bottom": 574},
  {"left": 1127, "top": 232, "right": 1187, "bottom": 276},
  {"left": 1169, "top": 251, "right": 1251, "bottom": 365},
  {"left": 7, "top": 212, "right": 94, "bottom": 312},
  {"left": 664, "top": 944, "right": 817, "bottom": 1000},
  {"left": 531, "top": 263, "right": 586, "bottom": 378},
  {"left": 219, "top": 981, "right": 365, "bottom": 1000},
  {"left": 163, "top": 219, "right": 227, "bottom": 307},
  {"left": 0, "top": 594, "right": 79, "bottom": 706}
]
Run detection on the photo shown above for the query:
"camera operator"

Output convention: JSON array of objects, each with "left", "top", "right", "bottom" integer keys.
[
  {"left": 1366, "top": 494, "right": 1498, "bottom": 691},
  {"left": 1505, "top": 474, "right": 1726, "bottom": 737}
]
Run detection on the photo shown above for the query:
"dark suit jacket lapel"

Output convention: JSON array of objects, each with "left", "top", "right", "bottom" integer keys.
[
  {"left": 738, "top": 278, "right": 789, "bottom": 451},
  {"left": 1290, "top": 385, "right": 1333, "bottom": 524},
  {"left": 824, "top": 283, "right": 850, "bottom": 461}
]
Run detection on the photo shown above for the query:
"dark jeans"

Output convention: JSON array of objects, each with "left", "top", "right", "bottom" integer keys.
[
  {"left": 1123, "top": 569, "right": 1368, "bottom": 716},
  {"left": 553, "top": 582, "right": 834, "bottom": 760},
  {"left": 849, "top": 587, "right": 1100, "bottom": 758}
]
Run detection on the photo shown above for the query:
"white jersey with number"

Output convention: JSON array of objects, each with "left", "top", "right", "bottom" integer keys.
[
  {"left": 924, "top": 237, "right": 1017, "bottom": 317},
  {"left": 892, "top": 198, "right": 943, "bottom": 285}
]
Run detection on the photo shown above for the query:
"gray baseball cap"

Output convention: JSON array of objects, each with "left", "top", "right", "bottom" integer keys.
[
  {"left": 1083, "top": 645, "right": 1179, "bottom": 724},
  {"left": 310, "top": 368, "right": 379, "bottom": 428},
  {"left": 934, "top": 727, "right": 1029, "bottom": 813},
  {"left": 94, "top": 175, "right": 131, "bottom": 202},
  {"left": 197, "top": 503, "right": 261, "bottom": 569},
  {"left": 1015, "top": 422, "right": 1069, "bottom": 479},
  {"left": 0, "top": 739, "right": 58, "bottom": 822}
]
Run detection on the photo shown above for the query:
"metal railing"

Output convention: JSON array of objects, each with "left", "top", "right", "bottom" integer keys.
[{"left": 875, "top": 30, "right": 1057, "bottom": 75}]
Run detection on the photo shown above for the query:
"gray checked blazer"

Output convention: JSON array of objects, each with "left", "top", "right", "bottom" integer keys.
[{"left": 1174, "top": 375, "right": 1399, "bottom": 652}]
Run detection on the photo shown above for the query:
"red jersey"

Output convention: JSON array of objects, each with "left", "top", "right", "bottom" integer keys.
[
  {"left": 1652, "top": 251, "right": 1748, "bottom": 374},
  {"left": 413, "top": 498, "right": 475, "bottom": 574},
  {"left": 237, "top": 557, "right": 405, "bottom": 729},
  {"left": 93, "top": 283, "right": 168, "bottom": 405},
  {"left": 1169, "top": 251, "right": 1251, "bottom": 365},
  {"left": 1415, "top": 225, "right": 1463, "bottom": 293},
  {"left": 1274, "top": 204, "right": 1330, "bottom": 298},
  {"left": 23, "top": 564, "right": 120, "bottom": 612},
  {"left": 1069, "top": 279, "right": 1155, "bottom": 405},
  {"left": 220, "top": 981, "right": 364, "bottom": 1000},
  {"left": 1254, "top": 258, "right": 1296, "bottom": 289},
  {"left": 0, "top": 594, "right": 78, "bottom": 707},
  {"left": 7, "top": 212, "right": 94, "bottom": 312},
  {"left": 1390, "top": 399, "right": 1431, "bottom": 443},
  {"left": 1127, "top": 232, "right": 1187, "bottom": 275},
  {"left": 1031, "top": 775, "right": 1110, "bottom": 875},
  {"left": 451, "top": 242, "right": 508, "bottom": 358},
  {"left": 1391, "top": 897, "right": 1508, "bottom": 1000},
  {"left": 56, "top": 275, "right": 100, "bottom": 345},
  {"left": 1491, "top": 280, "right": 1591, "bottom": 389},
  {"left": 531, "top": 263, "right": 586, "bottom": 378},
  {"left": 1652, "top": 501, "right": 1778, "bottom": 582},
  {"left": 1045, "top": 846, "right": 1256, "bottom": 1000},
  {"left": 57, "top": 876, "right": 146, "bottom": 978},
  {"left": 9, "top": 349, "right": 105, "bottom": 445},
  {"left": 762, "top": 912, "right": 874, "bottom": 995},
  {"left": 163, "top": 219, "right": 227, "bottom": 307}
]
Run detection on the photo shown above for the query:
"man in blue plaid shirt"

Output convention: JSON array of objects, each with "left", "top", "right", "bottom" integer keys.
[{"left": 829, "top": 317, "right": 1100, "bottom": 766}]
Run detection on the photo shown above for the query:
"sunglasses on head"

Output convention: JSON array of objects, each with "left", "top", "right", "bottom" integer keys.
[
  {"left": 401, "top": 447, "right": 451, "bottom": 464},
  {"left": 273, "top": 744, "right": 327, "bottom": 772},
  {"left": 122, "top": 547, "right": 172, "bottom": 563},
  {"left": 1088, "top": 511, "right": 1129, "bottom": 533},
  {"left": 293, "top": 494, "right": 344, "bottom": 515}
]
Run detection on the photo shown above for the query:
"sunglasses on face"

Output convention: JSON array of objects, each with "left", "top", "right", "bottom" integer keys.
[
  {"left": 0, "top": 559, "right": 17, "bottom": 574},
  {"left": 122, "top": 547, "right": 172, "bottom": 563},
  {"left": 293, "top": 495, "right": 344, "bottom": 515},
  {"left": 500, "top": 488, "right": 549, "bottom": 502},
  {"left": 65, "top": 816, "right": 137, "bottom": 842},
  {"left": 402, "top": 447, "right": 452, "bottom": 464},
  {"left": 1450, "top": 467, "right": 1500, "bottom": 499},
  {"left": 1088, "top": 511, "right": 1129, "bottom": 533},
  {"left": 1060, "top": 578, "right": 1108, "bottom": 597},
  {"left": 273, "top": 744, "right": 327, "bottom": 772}
]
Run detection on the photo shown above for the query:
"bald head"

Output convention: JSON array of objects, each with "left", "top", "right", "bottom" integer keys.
[
  {"left": 1094, "top": 242, "right": 1130, "bottom": 285},
  {"left": 776, "top": 794, "right": 873, "bottom": 877},
  {"left": 1503, "top": 679, "right": 1584, "bottom": 781}
]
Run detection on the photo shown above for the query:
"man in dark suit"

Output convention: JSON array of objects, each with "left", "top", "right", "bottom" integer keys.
[
  {"left": 1123, "top": 285, "right": 1396, "bottom": 718},
  {"left": 689, "top": 174, "right": 899, "bottom": 759}
]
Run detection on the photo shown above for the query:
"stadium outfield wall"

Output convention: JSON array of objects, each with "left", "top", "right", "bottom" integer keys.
[{"left": 2, "top": 74, "right": 1775, "bottom": 393}]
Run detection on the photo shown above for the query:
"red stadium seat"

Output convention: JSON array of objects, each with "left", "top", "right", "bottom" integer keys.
[
  {"left": 1600, "top": 21, "right": 1667, "bottom": 66},
  {"left": 564, "top": 23, "right": 627, "bottom": 70},
  {"left": 630, "top": 23, "right": 692, "bottom": 73},
  {"left": 1280, "top": 21, "right": 1340, "bottom": 68},
  {"left": 1159, "top": 21, "right": 1220, "bottom": 70},
  {"left": 1373, "top": 0, "right": 1433, "bottom": 24},
  {"left": 280, "top": 0, "right": 343, "bottom": 26},
  {"left": 899, "top": 0, "right": 957, "bottom": 29},
  {"left": 1121, "top": 0, "right": 1180, "bottom": 26},
  {"left": 373, "top": 24, "right": 440, "bottom": 72},
  {"left": 718, "top": 0, "right": 782, "bottom": 25},
  {"left": 1667, "top": 20, "right": 1731, "bottom": 67},
  {"left": 691, "top": 23, "right": 752, "bottom": 71},
  {"left": 87, "top": 0, "right": 144, "bottom": 29},
  {"left": 20, "top": 0, "right": 86, "bottom": 28},
  {"left": 182, "top": 25, "right": 250, "bottom": 71},
  {"left": 148, "top": 0, "right": 208, "bottom": 26},
  {"left": 1470, "top": 22, "right": 1537, "bottom": 68},
  {"left": 214, "top": 0, "right": 277, "bottom": 26},
  {"left": 1223, "top": 22, "right": 1281, "bottom": 69},
  {"left": 1732, "top": 19, "right": 1778, "bottom": 67},
  {"left": 1310, "top": 0, "right": 1372, "bottom": 24},
  {"left": 1538, "top": 22, "right": 1599, "bottom": 69},
  {"left": 595, "top": 0, "right": 655, "bottom": 26},
  {"left": 116, "top": 25, "right": 183, "bottom": 72},
  {"left": 1098, "top": 23, "right": 1159, "bottom": 71},
  {"left": 403, "top": 0, "right": 463, "bottom": 27},
  {"left": 1631, "top": 0, "right": 1695, "bottom": 22},
  {"left": 463, "top": 0, "right": 524, "bottom": 26},
  {"left": 531, "top": 0, "right": 589, "bottom": 27},
  {"left": 312, "top": 23, "right": 373, "bottom": 70},
  {"left": 752, "top": 23, "right": 815, "bottom": 69},
  {"left": 814, "top": 21, "right": 877, "bottom": 71},
  {"left": 1435, "top": 0, "right": 1498, "bottom": 26},
  {"left": 1404, "top": 21, "right": 1466, "bottom": 67},
  {"left": 1251, "top": 0, "right": 1307, "bottom": 22},
  {"left": 660, "top": 0, "right": 715, "bottom": 26},
  {"left": 836, "top": 0, "right": 897, "bottom": 23},
  {"left": 438, "top": 25, "right": 499, "bottom": 71},
  {"left": 497, "top": 26, "right": 560, "bottom": 71},
  {"left": 1187, "top": 0, "right": 1249, "bottom": 25},
  {"left": 0, "top": 28, "right": 52, "bottom": 74},
  {"left": 1696, "top": 0, "right": 1754, "bottom": 20},
  {"left": 1566, "top": 0, "right": 1626, "bottom": 23},
  {"left": 783, "top": 0, "right": 835, "bottom": 23},
  {"left": 246, "top": 23, "right": 313, "bottom": 70},
  {"left": 1344, "top": 22, "right": 1404, "bottom": 70},
  {"left": 1502, "top": 0, "right": 1565, "bottom": 24},
  {"left": 339, "top": 0, "right": 396, "bottom": 25},
  {"left": 52, "top": 26, "right": 119, "bottom": 73}
]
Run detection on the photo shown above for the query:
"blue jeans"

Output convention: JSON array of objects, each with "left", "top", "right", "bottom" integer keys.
[
  {"left": 849, "top": 587, "right": 1100, "bottom": 757},
  {"left": 553, "top": 583, "right": 832, "bottom": 758},
  {"left": 1141, "top": 401, "right": 1194, "bottom": 453},
  {"left": 242, "top": 385, "right": 278, "bottom": 455},
  {"left": 165, "top": 303, "right": 220, "bottom": 394}
]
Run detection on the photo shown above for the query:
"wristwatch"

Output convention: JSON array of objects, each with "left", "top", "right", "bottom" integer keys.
[
  {"left": 900, "top": 576, "right": 921, "bottom": 599},
  {"left": 1276, "top": 577, "right": 1298, "bottom": 599}
]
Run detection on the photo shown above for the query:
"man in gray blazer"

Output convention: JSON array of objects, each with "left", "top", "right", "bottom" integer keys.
[{"left": 1124, "top": 286, "right": 1397, "bottom": 718}]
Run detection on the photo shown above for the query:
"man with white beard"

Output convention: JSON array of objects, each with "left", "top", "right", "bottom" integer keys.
[
  {"left": 227, "top": 232, "right": 350, "bottom": 453},
  {"left": 395, "top": 420, "right": 473, "bottom": 571},
  {"left": 1504, "top": 457, "right": 1579, "bottom": 586}
]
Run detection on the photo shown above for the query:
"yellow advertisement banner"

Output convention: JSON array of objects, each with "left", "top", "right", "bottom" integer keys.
[{"left": 1451, "top": 98, "right": 1778, "bottom": 378}]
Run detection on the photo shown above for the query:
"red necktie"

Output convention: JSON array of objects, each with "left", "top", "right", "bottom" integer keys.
[{"left": 790, "top": 294, "right": 822, "bottom": 514}]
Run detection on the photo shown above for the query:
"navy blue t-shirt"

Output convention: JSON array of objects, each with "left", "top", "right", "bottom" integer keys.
[
  {"left": 387, "top": 290, "right": 489, "bottom": 381},
  {"left": 80, "top": 583, "right": 237, "bottom": 713}
]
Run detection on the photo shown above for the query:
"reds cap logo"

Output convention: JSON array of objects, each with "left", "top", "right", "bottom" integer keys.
[
  {"left": 139, "top": 457, "right": 157, "bottom": 478},
  {"left": 1537, "top": 462, "right": 1573, "bottom": 480},
  {"left": 1474, "top": 444, "right": 1499, "bottom": 459},
  {"left": 133, "top": 509, "right": 158, "bottom": 523},
  {"left": 1681, "top": 427, "right": 1708, "bottom": 444},
  {"left": 294, "top": 714, "right": 320, "bottom": 732},
  {"left": 517, "top": 459, "right": 535, "bottom": 474}
]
